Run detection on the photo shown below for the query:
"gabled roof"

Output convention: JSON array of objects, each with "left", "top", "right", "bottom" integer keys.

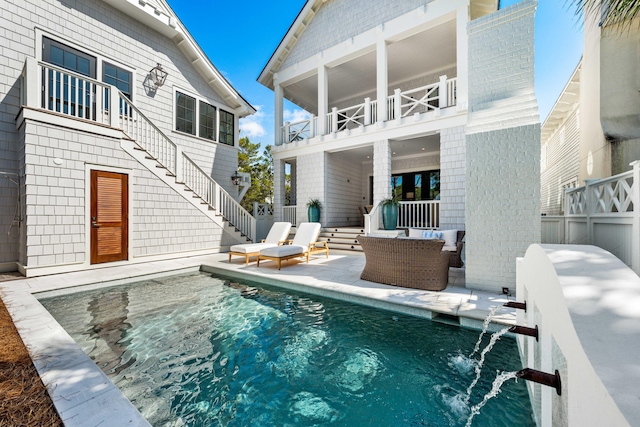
[
  {"left": 541, "top": 60, "right": 581, "bottom": 142},
  {"left": 103, "top": 0, "right": 255, "bottom": 117},
  {"left": 257, "top": 0, "right": 498, "bottom": 90}
]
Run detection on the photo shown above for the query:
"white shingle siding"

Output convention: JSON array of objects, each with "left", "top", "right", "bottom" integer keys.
[
  {"left": 440, "top": 125, "right": 466, "bottom": 230},
  {"left": 0, "top": 0, "right": 242, "bottom": 266},
  {"left": 280, "top": 0, "right": 435, "bottom": 70},
  {"left": 465, "top": 0, "right": 541, "bottom": 293},
  {"left": 540, "top": 109, "right": 580, "bottom": 215},
  {"left": 325, "top": 153, "right": 363, "bottom": 227},
  {"left": 295, "top": 152, "right": 326, "bottom": 225}
]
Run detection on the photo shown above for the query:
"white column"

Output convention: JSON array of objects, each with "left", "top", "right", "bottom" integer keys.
[
  {"left": 373, "top": 140, "right": 391, "bottom": 204},
  {"left": 456, "top": 6, "right": 469, "bottom": 111},
  {"left": 631, "top": 160, "right": 640, "bottom": 274},
  {"left": 376, "top": 40, "right": 388, "bottom": 123},
  {"left": 318, "top": 65, "right": 328, "bottom": 135},
  {"left": 274, "top": 82, "right": 284, "bottom": 145},
  {"left": 273, "top": 158, "right": 286, "bottom": 221}
]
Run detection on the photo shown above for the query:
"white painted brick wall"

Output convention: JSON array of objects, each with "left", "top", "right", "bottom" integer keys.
[
  {"left": 296, "top": 152, "right": 326, "bottom": 225},
  {"left": 373, "top": 140, "right": 391, "bottom": 203},
  {"left": 281, "top": 0, "right": 435, "bottom": 70},
  {"left": 0, "top": 0, "right": 242, "bottom": 265},
  {"left": 465, "top": 0, "right": 540, "bottom": 293},
  {"left": 440, "top": 125, "right": 466, "bottom": 230}
]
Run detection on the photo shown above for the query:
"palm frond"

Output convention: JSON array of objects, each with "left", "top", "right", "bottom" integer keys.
[{"left": 569, "top": 0, "right": 640, "bottom": 28}]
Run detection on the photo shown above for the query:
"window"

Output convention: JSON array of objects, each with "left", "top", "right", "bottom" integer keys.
[
  {"left": 103, "top": 62, "right": 132, "bottom": 100},
  {"left": 219, "top": 109, "right": 234, "bottom": 146},
  {"left": 43, "top": 37, "right": 96, "bottom": 78},
  {"left": 199, "top": 101, "right": 216, "bottom": 141},
  {"left": 175, "top": 91, "right": 196, "bottom": 135},
  {"left": 391, "top": 170, "right": 440, "bottom": 201}
]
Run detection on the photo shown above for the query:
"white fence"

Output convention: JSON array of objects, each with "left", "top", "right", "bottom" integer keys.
[
  {"left": 282, "top": 206, "right": 298, "bottom": 227},
  {"left": 541, "top": 161, "right": 640, "bottom": 274}
]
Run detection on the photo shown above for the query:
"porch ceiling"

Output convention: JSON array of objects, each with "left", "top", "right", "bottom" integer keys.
[
  {"left": 281, "top": 19, "right": 457, "bottom": 115},
  {"left": 323, "top": 133, "right": 441, "bottom": 163}
]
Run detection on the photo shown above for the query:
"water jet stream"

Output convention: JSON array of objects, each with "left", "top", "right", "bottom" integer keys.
[
  {"left": 465, "top": 370, "right": 518, "bottom": 427},
  {"left": 469, "top": 306, "right": 500, "bottom": 358},
  {"left": 465, "top": 327, "right": 510, "bottom": 403}
]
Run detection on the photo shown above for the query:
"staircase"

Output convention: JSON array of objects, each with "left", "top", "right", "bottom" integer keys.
[
  {"left": 318, "top": 227, "right": 366, "bottom": 252},
  {"left": 115, "top": 92, "right": 255, "bottom": 245}
]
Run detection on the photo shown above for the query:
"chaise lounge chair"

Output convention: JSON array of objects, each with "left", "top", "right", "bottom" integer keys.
[
  {"left": 257, "top": 222, "right": 329, "bottom": 270},
  {"left": 228, "top": 222, "right": 292, "bottom": 264}
]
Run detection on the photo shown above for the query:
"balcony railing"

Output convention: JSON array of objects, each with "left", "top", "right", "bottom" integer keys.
[
  {"left": 280, "top": 75, "right": 457, "bottom": 145},
  {"left": 397, "top": 200, "right": 440, "bottom": 229},
  {"left": 282, "top": 205, "right": 298, "bottom": 226}
]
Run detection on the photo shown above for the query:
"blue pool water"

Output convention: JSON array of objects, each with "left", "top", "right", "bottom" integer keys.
[{"left": 41, "top": 272, "right": 534, "bottom": 426}]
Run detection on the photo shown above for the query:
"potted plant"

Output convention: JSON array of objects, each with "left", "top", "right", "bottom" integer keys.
[
  {"left": 307, "top": 198, "right": 322, "bottom": 222},
  {"left": 380, "top": 196, "right": 399, "bottom": 230}
]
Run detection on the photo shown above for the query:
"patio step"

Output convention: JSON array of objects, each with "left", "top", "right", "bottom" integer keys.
[{"left": 318, "top": 227, "right": 366, "bottom": 252}]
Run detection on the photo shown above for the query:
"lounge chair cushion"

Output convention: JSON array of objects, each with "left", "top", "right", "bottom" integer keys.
[
  {"left": 291, "top": 222, "right": 321, "bottom": 246},
  {"left": 260, "top": 244, "right": 306, "bottom": 258},
  {"left": 263, "top": 222, "right": 292, "bottom": 244},
  {"left": 230, "top": 242, "right": 278, "bottom": 254}
]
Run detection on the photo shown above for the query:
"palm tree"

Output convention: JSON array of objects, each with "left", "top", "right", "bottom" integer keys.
[{"left": 570, "top": 0, "right": 640, "bottom": 27}]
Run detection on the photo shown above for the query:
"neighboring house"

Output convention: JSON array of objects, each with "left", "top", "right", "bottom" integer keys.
[
  {"left": 0, "top": 0, "right": 256, "bottom": 277},
  {"left": 258, "top": 0, "right": 541, "bottom": 292},
  {"left": 540, "top": 62, "right": 581, "bottom": 215}
]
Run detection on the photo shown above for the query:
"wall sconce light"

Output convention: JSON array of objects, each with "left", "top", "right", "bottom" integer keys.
[
  {"left": 149, "top": 63, "right": 168, "bottom": 87},
  {"left": 231, "top": 171, "right": 241, "bottom": 185}
]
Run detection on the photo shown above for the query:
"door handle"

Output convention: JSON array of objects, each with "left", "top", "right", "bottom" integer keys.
[{"left": 92, "top": 223, "right": 100, "bottom": 228}]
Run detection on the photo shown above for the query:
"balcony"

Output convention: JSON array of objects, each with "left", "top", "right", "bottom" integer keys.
[{"left": 280, "top": 76, "right": 457, "bottom": 146}]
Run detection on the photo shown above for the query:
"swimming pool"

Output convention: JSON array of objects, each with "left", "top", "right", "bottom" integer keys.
[{"left": 41, "top": 272, "right": 533, "bottom": 426}]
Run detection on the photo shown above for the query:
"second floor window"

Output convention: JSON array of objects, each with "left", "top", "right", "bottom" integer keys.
[
  {"left": 176, "top": 92, "right": 196, "bottom": 135},
  {"left": 199, "top": 101, "right": 216, "bottom": 141},
  {"left": 219, "top": 109, "right": 234, "bottom": 146},
  {"left": 103, "top": 63, "right": 132, "bottom": 100}
]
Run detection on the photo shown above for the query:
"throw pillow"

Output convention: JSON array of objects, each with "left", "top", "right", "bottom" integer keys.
[
  {"left": 422, "top": 230, "right": 443, "bottom": 240},
  {"left": 440, "top": 229, "right": 458, "bottom": 247}
]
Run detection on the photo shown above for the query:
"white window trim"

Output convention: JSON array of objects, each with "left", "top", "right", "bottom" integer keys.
[
  {"left": 35, "top": 28, "right": 137, "bottom": 97},
  {"left": 173, "top": 86, "right": 235, "bottom": 146}
]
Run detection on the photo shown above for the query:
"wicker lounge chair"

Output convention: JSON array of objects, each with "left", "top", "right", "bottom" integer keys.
[
  {"left": 358, "top": 235, "right": 450, "bottom": 291},
  {"left": 257, "top": 222, "right": 329, "bottom": 270},
  {"left": 228, "top": 222, "right": 292, "bottom": 264}
]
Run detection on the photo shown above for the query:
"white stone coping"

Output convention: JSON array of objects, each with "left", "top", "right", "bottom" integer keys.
[
  {"left": 520, "top": 244, "right": 640, "bottom": 427},
  {"left": 0, "top": 252, "right": 517, "bottom": 425}
]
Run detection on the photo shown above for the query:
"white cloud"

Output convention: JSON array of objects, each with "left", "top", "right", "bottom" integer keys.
[
  {"left": 283, "top": 108, "right": 311, "bottom": 123},
  {"left": 239, "top": 106, "right": 267, "bottom": 138}
]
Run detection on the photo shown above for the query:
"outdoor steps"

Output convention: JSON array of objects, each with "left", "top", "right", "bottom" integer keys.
[{"left": 318, "top": 227, "right": 365, "bottom": 252}]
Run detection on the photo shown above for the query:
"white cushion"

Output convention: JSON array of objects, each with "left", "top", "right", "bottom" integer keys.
[
  {"left": 264, "top": 222, "right": 292, "bottom": 244},
  {"left": 260, "top": 244, "right": 306, "bottom": 258},
  {"left": 230, "top": 242, "right": 278, "bottom": 254},
  {"left": 407, "top": 228, "right": 424, "bottom": 238},
  {"left": 442, "top": 245, "right": 457, "bottom": 252},
  {"left": 440, "top": 229, "right": 458, "bottom": 248},
  {"left": 291, "top": 222, "right": 321, "bottom": 246}
]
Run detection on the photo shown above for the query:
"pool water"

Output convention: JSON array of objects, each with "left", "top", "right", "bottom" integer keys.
[{"left": 41, "top": 272, "right": 534, "bottom": 427}]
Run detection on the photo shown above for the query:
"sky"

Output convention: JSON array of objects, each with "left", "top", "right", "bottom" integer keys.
[{"left": 167, "top": 0, "right": 584, "bottom": 149}]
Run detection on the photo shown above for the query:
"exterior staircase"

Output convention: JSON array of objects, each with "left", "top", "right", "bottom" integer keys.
[{"left": 319, "top": 227, "right": 366, "bottom": 252}]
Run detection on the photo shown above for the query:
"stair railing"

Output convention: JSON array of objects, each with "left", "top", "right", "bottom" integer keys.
[{"left": 117, "top": 93, "right": 256, "bottom": 242}]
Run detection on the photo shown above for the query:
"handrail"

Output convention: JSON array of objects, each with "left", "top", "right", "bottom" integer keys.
[
  {"left": 398, "top": 200, "right": 440, "bottom": 229},
  {"left": 364, "top": 202, "right": 381, "bottom": 234},
  {"left": 282, "top": 205, "right": 297, "bottom": 226}
]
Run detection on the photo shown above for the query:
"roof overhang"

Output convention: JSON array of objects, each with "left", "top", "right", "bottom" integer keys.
[
  {"left": 257, "top": 0, "right": 499, "bottom": 91},
  {"left": 541, "top": 60, "right": 582, "bottom": 142},
  {"left": 102, "top": 0, "right": 255, "bottom": 117}
]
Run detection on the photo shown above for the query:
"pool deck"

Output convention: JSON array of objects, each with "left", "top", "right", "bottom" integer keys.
[{"left": 0, "top": 251, "right": 518, "bottom": 427}]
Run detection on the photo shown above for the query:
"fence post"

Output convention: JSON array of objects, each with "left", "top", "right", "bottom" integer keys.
[
  {"left": 309, "top": 115, "right": 316, "bottom": 138},
  {"left": 364, "top": 97, "right": 371, "bottom": 125},
  {"left": 283, "top": 121, "right": 290, "bottom": 144},
  {"left": 631, "top": 161, "right": 640, "bottom": 274},
  {"left": 394, "top": 89, "right": 402, "bottom": 122},
  {"left": 439, "top": 75, "right": 448, "bottom": 108},
  {"left": 23, "top": 58, "right": 40, "bottom": 108},
  {"left": 331, "top": 107, "right": 338, "bottom": 133},
  {"left": 584, "top": 179, "right": 598, "bottom": 244},
  {"left": 109, "top": 88, "right": 120, "bottom": 128}
]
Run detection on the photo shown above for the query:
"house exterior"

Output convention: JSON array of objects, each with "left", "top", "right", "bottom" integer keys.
[
  {"left": 0, "top": 0, "right": 256, "bottom": 277},
  {"left": 540, "top": 62, "right": 581, "bottom": 215},
  {"left": 258, "top": 0, "right": 541, "bottom": 292}
]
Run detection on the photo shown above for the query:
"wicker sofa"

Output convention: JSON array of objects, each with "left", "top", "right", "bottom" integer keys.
[
  {"left": 358, "top": 236, "right": 450, "bottom": 291},
  {"left": 405, "top": 229, "right": 465, "bottom": 268}
]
